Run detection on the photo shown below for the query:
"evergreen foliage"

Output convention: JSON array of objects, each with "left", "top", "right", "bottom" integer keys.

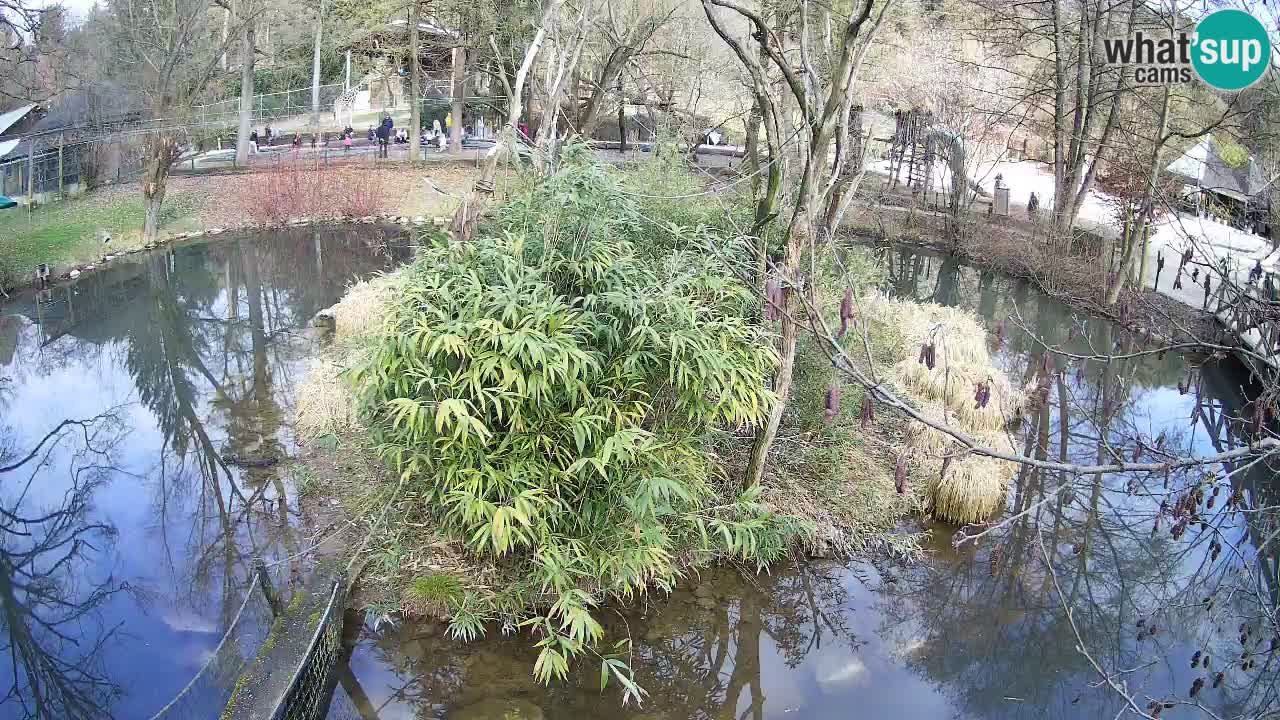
[{"left": 351, "top": 149, "right": 801, "bottom": 692}]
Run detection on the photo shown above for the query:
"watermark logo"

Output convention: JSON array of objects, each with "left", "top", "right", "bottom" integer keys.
[{"left": 1102, "top": 9, "right": 1270, "bottom": 90}]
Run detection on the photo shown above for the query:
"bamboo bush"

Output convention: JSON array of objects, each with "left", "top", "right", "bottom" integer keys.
[{"left": 350, "top": 152, "right": 800, "bottom": 692}]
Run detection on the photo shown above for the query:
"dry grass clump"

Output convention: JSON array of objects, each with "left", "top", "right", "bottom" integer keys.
[
  {"left": 295, "top": 358, "right": 360, "bottom": 439},
  {"left": 296, "top": 273, "right": 401, "bottom": 439},
  {"left": 868, "top": 295, "right": 1025, "bottom": 525},
  {"left": 333, "top": 274, "right": 400, "bottom": 340},
  {"left": 901, "top": 403, "right": 1018, "bottom": 525}
]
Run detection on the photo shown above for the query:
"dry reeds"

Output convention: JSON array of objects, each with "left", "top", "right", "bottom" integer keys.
[
  {"left": 333, "top": 275, "right": 398, "bottom": 340},
  {"left": 295, "top": 358, "right": 360, "bottom": 439},
  {"left": 869, "top": 296, "right": 1025, "bottom": 525},
  {"left": 237, "top": 160, "right": 391, "bottom": 226}
]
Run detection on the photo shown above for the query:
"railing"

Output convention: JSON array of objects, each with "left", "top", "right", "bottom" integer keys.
[
  {"left": 268, "top": 579, "right": 348, "bottom": 720},
  {"left": 149, "top": 575, "right": 275, "bottom": 720},
  {"left": 1211, "top": 272, "right": 1280, "bottom": 372}
]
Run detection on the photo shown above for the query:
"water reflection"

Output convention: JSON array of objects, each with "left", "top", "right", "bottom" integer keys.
[
  {"left": 0, "top": 225, "right": 413, "bottom": 718},
  {"left": 336, "top": 245, "right": 1278, "bottom": 720},
  {"left": 0, "top": 411, "right": 129, "bottom": 719},
  {"left": 879, "top": 245, "right": 1280, "bottom": 719}
]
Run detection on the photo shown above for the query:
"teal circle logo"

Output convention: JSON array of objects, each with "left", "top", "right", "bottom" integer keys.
[{"left": 1192, "top": 9, "right": 1270, "bottom": 91}]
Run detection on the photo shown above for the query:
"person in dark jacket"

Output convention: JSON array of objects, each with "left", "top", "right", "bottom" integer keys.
[{"left": 376, "top": 115, "right": 394, "bottom": 158}]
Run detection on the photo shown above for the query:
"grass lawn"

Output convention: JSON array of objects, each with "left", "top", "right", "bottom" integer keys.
[
  {"left": 0, "top": 161, "right": 479, "bottom": 291},
  {"left": 0, "top": 187, "right": 202, "bottom": 288}
]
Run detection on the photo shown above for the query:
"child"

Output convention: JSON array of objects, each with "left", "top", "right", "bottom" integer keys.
[{"left": 343, "top": 132, "right": 352, "bottom": 152}]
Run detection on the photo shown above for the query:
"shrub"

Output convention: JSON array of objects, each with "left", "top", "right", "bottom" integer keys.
[
  {"left": 238, "top": 159, "right": 389, "bottom": 225},
  {"left": 351, "top": 154, "right": 798, "bottom": 691}
]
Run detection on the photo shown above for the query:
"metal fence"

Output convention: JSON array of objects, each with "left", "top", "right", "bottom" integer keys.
[
  {"left": 194, "top": 84, "right": 347, "bottom": 127},
  {"left": 268, "top": 580, "right": 349, "bottom": 720},
  {"left": 0, "top": 139, "right": 86, "bottom": 199}
]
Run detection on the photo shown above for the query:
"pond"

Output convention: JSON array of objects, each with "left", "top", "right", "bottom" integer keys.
[
  {"left": 0, "top": 225, "right": 414, "bottom": 719},
  {"left": 329, "top": 245, "right": 1279, "bottom": 720},
  {"left": 1, "top": 237, "right": 1275, "bottom": 720}
]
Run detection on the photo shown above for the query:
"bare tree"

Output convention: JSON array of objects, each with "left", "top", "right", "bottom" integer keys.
[
  {"left": 702, "top": 0, "right": 892, "bottom": 488},
  {"left": 973, "top": 0, "right": 1135, "bottom": 237},
  {"left": 571, "top": 1, "right": 676, "bottom": 139},
  {"left": 105, "top": 0, "right": 245, "bottom": 242},
  {"left": 531, "top": 3, "right": 588, "bottom": 173}
]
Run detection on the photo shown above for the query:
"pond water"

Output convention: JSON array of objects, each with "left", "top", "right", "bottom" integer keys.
[
  {"left": 0, "top": 225, "right": 413, "bottom": 719},
  {"left": 330, "top": 245, "right": 1279, "bottom": 720},
  {"left": 1, "top": 236, "right": 1276, "bottom": 720}
]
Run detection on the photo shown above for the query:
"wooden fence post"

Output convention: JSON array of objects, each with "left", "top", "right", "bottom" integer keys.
[
  {"left": 58, "top": 134, "right": 65, "bottom": 199},
  {"left": 27, "top": 142, "right": 35, "bottom": 205}
]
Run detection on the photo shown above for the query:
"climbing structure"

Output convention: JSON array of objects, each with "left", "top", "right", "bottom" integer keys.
[{"left": 886, "top": 108, "right": 934, "bottom": 192}]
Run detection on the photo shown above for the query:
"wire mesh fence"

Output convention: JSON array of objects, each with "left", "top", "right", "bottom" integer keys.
[
  {"left": 268, "top": 580, "right": 348, "bottom": 720},
  {"left": 194, "top": 85, "right": 346, "bottom": 127},
  {"left": 0, "top": 139, "right": 88, "bottom": 199}
]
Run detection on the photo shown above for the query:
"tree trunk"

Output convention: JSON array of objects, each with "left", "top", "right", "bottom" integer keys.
[
  {"left": 220, "top": 6, "right": 231, "bottom": 71},
  {"left": 1136, "top": 222, "right": 1151, "bottom": 287},
  {"left": 1050, "top": 0, "right": 1069, "bottom": 235},
  {"left": 310, "top": 0, "right": 324, "bottom": 130},
  {"left": 235, "top": 17, "right": 256, "bottom": 165},
  {"left": 821, "top": 105, "right": 864, "bottom": 233},
  {"left": 1106, "top": 86, "right": 1170, "bottom": 305},
  {"left": 746, "top": 150, "right": 827, "bottom": 487},
  {"left": 617, "top": 88, "right": 626, "bottom": 152},
  {"left": 449, "top": 46, "right": 466, "bottom": 154},
  {"left": 577, "top": 48, "right": 632, "bottom": 138},
  {"left": 141, "top": 135, "right": 177, "bottom": 244},
  {"left": 408, "top": 1, "right": 421, "bottom": 162},
  {"left": 744, "top": 103, "right": 761, "bottom": 196}
]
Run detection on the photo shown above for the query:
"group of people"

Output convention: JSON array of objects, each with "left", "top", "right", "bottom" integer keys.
[
  {"left": 242, "top": 112, "right": 479, "bottom": 158},
  {"left": 247, "top": 126, "right": 331, "bottom": 152}
]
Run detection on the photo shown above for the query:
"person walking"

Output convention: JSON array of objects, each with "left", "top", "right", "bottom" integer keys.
[
  {"left": 375, "top": 119, "right": 389, "bottom": 159},
  {"left": 377, "top": 114, "right": 394, "bottom": 159}
]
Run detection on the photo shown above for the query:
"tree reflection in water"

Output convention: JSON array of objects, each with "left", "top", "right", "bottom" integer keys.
[
  {"left": 877, "top": 245, "right": 1280, "bottom": 719},
  {"left": 0, "top": 225, "right": 412, "bottom": 718},
  {"left": 346, "top": 562, "right": 865, "bottom": 719},
  {"left": 0, "top": 411, "right": 132, "bottom": 719}
]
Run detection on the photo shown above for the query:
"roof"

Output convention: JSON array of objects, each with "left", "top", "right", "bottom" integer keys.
[
  {"left": 1166, "top": 136, "right": 1267, "bottom": 200},
  {"left": 342, "top": 17, "right": 460, "bottom": 53},
  {"left": 0, "top": 84, "right": 141, "bottom": 160},
  {"left": 386, "top": 17, "right": 459, "bottom": 40},
  {"left": 0, "top": 103, "right": 37, "bottom": 136}
]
